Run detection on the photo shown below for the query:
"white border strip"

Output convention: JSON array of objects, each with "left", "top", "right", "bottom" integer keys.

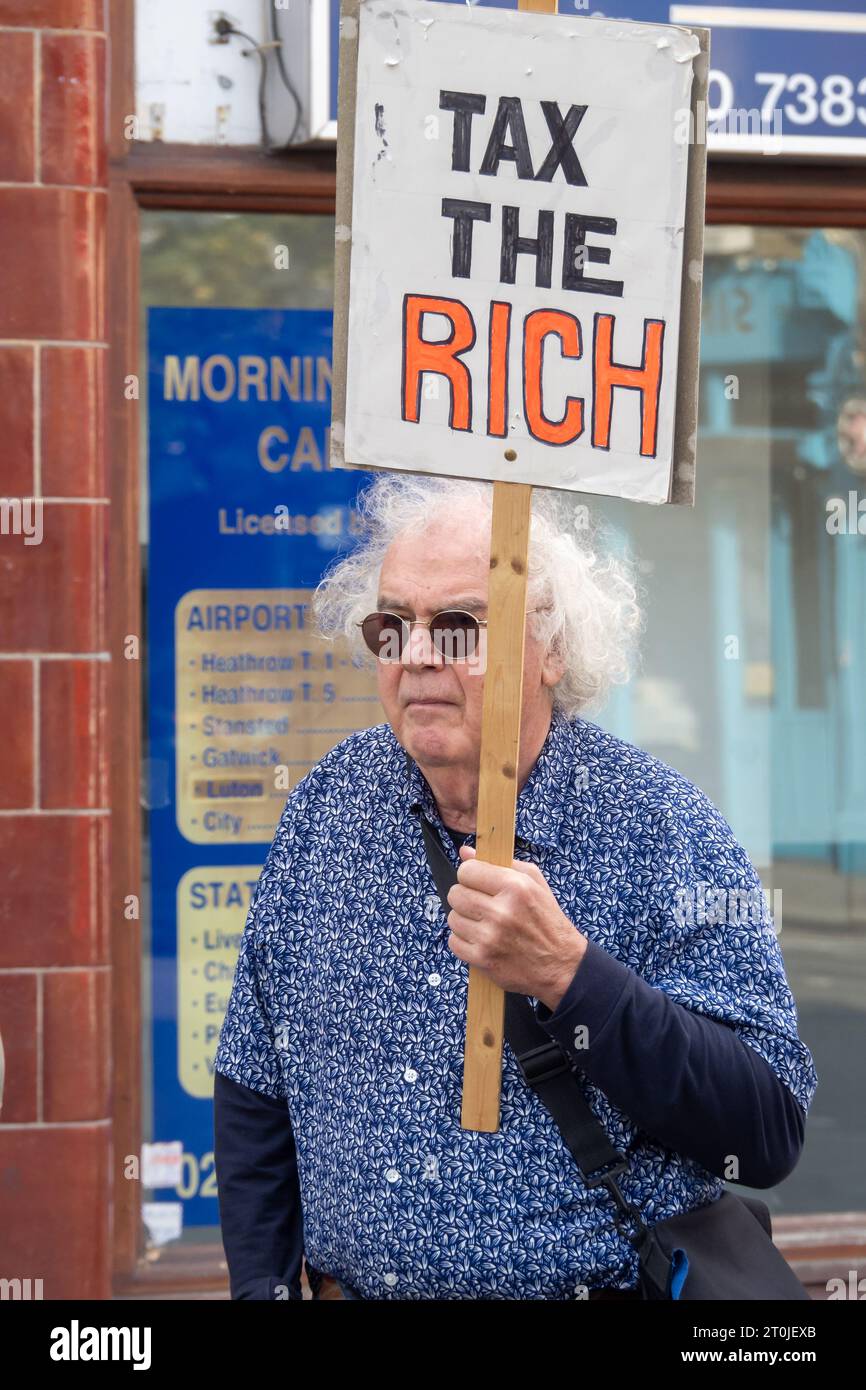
[
  {"left": 310, "top": 0, "right": 337, "bottom": 141},
  {"left": 709, "top": 132, "right": 866, "bottom": 154},
  {"left": 671, "top": 5, "right": 866, "bottom": 34}
]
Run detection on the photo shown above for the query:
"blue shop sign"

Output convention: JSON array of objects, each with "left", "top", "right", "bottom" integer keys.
[
  {"left": 323, "top": 0, "right": 866, "bottom": 155},
  {"left": 146, "top": 307, "right": 376, "bottom": 1227}
]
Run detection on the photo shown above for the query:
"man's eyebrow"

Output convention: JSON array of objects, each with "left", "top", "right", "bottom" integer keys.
[{"left": 376, "top": 595, "right": 489, "bottom": 615}]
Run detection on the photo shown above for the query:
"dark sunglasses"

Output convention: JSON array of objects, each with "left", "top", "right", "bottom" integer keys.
[
  {"left": 358, "top": 608, "right": 546, "bottom": 663},
  {"left": 359, "top": 609, "right": 486, "bottom": 663}
]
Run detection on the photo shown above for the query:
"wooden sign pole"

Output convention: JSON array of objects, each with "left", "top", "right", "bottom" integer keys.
[
  {"left": 461, "top": 479, "right": 532, "bottom": 1131},
  {"left": 460, "top": 0, "right": 557, "bottom": 1135}
]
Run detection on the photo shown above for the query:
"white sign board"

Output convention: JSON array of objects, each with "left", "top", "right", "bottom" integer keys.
[{"left": 332, "top": 0, "right": 707, "bottom": 506}]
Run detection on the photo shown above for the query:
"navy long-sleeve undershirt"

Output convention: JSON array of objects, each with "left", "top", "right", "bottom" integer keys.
[
  {"left": 533, "top": 934, "right": 806, "bottom": 1188},
  {"left": 213, "top": 1068, "right": 305, "bottom": 1300}
]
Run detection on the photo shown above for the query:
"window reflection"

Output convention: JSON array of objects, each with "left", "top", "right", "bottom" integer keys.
[{"left": 595, "top": 227, "right": 866, "bottom": 1214}]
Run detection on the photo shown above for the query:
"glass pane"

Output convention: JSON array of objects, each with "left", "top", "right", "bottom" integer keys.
[
  {"left": 140, "top": 211, "right": 381, "bottom": 1246},
  {"left": 593, "top": 227, "right": 866, "bottom": 1215}
]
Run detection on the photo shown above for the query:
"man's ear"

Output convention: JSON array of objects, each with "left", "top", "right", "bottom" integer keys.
[{"left": 541, "top": 637, "right": 566, "bottom": 689}]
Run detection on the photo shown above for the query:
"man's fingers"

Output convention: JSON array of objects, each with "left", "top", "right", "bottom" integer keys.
[
  {"left": 457, "top": 852, "right": 544, "bottom": 893},
  {"left": 447, "top": 913, "right": 491, "bottom": 949},
  {"left": 456, "top": 857, "right": 517, "bottom": 895},
  {"left": 447, "top": 909, "right": 474, "bottom": 939},
  {"left": 446, "top": 883, "right": 485, "bottom": 920},
  {"left": 448, "top": 930, "right": 482, "bottom": 966}
]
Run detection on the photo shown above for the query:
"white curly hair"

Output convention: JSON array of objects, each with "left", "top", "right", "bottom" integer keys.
[{"left": 312, "top": 473, "right": 642, "bottom": 716}]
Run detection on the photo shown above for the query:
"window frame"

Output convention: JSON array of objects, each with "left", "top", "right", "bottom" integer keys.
[{"left": 108, "top": 0, "right": 866, "bottom": 1296}]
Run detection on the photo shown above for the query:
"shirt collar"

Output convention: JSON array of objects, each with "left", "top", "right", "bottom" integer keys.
[{"left": 398, "top": 704, "right": 575, "bottom": 851}]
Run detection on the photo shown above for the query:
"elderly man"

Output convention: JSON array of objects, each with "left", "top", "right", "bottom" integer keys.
[{"left": 213, "top": 473, "right": 816, "bottom": 1302}]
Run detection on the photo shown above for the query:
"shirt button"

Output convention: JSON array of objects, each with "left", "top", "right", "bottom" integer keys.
[
  {"left": 428, "top": 972, "right": 441, "bottom": 986},
  {"left": 385, "top": 1168, "right": 400, "bottom": 1184},
  {"left": 404, "top": 1067, "right": 418, "bottom": 1083},
  {"left": 424, "top": 894, "right": 441, "bottom": 921},
  {"left": 384, "top": 1272, "right": 398, "bottom": 1287}
]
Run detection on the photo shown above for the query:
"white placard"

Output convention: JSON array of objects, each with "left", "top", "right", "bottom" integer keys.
[{"left": 334, "top": 0, "right": 705, "bottom": 505}]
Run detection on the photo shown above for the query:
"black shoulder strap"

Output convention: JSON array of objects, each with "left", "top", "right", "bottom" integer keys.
[{"left": 414, "top": 810, "right": 643, "bottom": 1196}]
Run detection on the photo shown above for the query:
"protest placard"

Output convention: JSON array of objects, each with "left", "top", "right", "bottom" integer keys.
[{"left": 333, "top": 0, "right": 708, "bottom": 505}]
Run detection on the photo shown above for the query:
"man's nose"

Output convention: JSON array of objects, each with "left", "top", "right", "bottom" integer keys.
[{"left": 401, "top": 621, "right": 443, "bottom": 669}]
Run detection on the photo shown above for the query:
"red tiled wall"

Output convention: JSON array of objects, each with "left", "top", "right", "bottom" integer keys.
[{"left": 0, "top": 0, "right": 110, "bottom": 1301}]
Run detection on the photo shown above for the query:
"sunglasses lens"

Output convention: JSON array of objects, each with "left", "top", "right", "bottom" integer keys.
[
  {"left": 361, "top": 613, "right": 405, "bottom": 661},
  {"left": 429, "top": 611, "right": 480, "bottom": 661}
]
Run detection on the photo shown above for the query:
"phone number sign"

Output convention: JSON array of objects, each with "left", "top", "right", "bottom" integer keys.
[
  {"left": 669, "top": 2, "right": 866, "bottom": 154},
  {"left": 325, "top": 0, "right": 866, "bottom": 154}
]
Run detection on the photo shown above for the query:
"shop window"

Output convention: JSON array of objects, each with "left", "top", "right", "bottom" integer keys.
[
  {"left": 140, "top": 217, "right": 866, "bottom": 1246},
  {"left": 140, "top": 211, "right": 380, "bottom": 1245}
]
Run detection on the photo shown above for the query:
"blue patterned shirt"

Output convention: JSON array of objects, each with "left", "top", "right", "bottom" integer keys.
[{"left": 213, "top": 705, "right": 817, "bottom": 1300}]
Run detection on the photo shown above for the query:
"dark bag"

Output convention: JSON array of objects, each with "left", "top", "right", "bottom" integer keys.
[{"left": 416, "top": 808, "right": 811, "bottom": 1301}]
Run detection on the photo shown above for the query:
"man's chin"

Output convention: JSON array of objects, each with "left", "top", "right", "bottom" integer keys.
[{"left": 402, "top": 704, "right": 460, "bottom": 761}]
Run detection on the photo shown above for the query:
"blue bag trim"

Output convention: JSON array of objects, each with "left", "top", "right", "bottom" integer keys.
[{"left": 669, "top": 1248, "right": 690, "bottom": 1300}]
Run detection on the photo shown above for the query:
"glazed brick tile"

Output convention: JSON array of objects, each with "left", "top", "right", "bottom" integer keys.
[
  {"left": 43, "top": 968, "right": 109, "bottom": 1121},
  {"left": 0, "top": 972, "right": 38, "bottom": 1122},
  {"left": 40, "top": 658, "right": 107, "bottom": 809},
  {"left": 0, "top": 31, "right": 34, "bottom": 182},
  {"left": 40, "top": 346, "right": 105, "bottom": 497},
  {"left": 0, "top": 187, "right": 105, "bottom": 341},
  {"left": 0, "top": 347, "right": 35, "bottom": 497},
  {"left": 0, "top": 661, "right": 34, "bottom": 808},
  {"left": 0, "top": 1, "right": 105, "bottom": 28},
  {"left": 0, "top": 814, "right": 107, "bottom": 967},
  {"left": 0, "top": 1125, "right": 110, "bottom": 1300},
  {"left": 41, "top": 33, "right": 107, "bottom": 187},
  {"left": 0, "top": 501, "right": 105, "bottom": 652}
]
